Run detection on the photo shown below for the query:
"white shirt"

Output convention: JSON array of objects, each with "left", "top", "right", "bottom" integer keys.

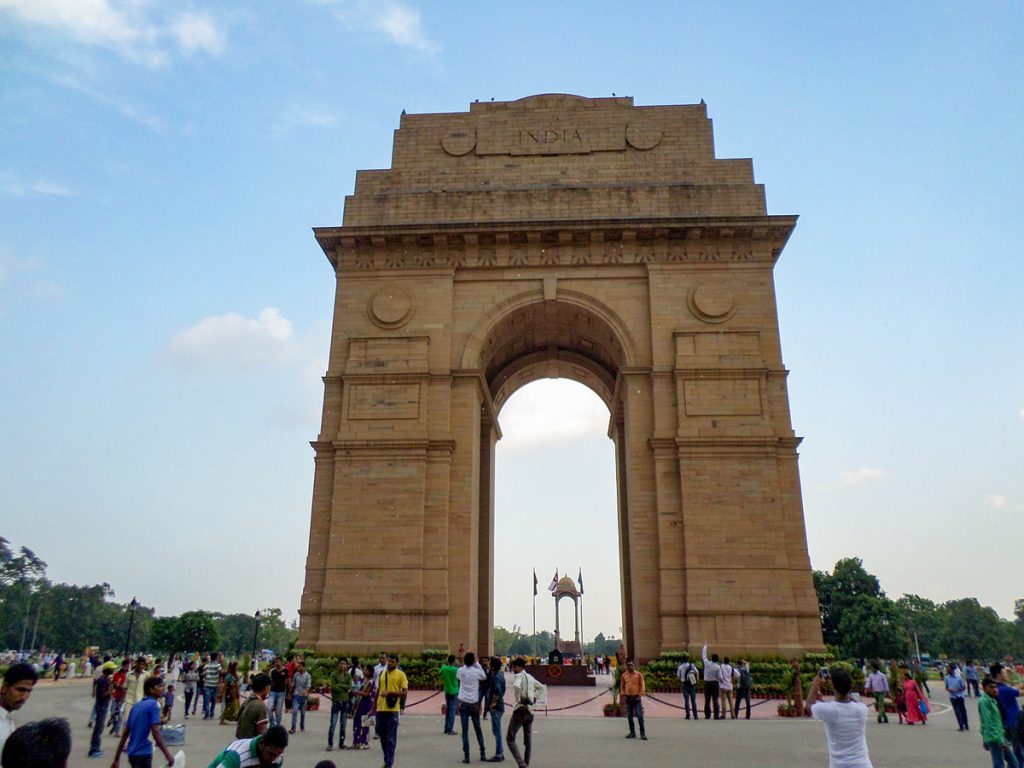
[
  {"left": 0, "top": 706, "right": 16, "bottom": 759},
  {"left": 700, "top": 645, "right": 720, "bottom": 683},
  {"left": 718, "top": 663, "right": 734, "bottom": 690},
  {"left": 456, "top": 664, "right": 488, "bottom": 704},
  {"left": 811, "top": 700, "right": 873, "bottom": 768}
]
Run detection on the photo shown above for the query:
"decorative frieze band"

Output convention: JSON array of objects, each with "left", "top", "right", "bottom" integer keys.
[{"left": 315, "top": 218, "right": 795, "bottom": 271}]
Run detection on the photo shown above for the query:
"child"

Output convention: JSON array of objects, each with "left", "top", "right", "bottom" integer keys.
[
  {"left": 162, "top": 683, "right": 175, "bottom": 723},
  {"left": 893, "top": 684, "right": 907, "bottom": 724}
]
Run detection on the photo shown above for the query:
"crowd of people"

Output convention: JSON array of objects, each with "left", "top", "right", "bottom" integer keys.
[{"left": 4, "top": 646, "right": 1023, "bottom": 768}]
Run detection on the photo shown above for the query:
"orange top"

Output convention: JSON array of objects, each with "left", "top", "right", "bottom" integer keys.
[{"left": 620, "top": 670, "right": 646, "bottom": 697}]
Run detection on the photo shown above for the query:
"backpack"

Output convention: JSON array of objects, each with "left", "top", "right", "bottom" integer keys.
[
  {"left": 738, "top": 667, "right": 752, "bottom": 688},
  {"left": 684, "top": 663, "right": 697, "bottom": 686}
]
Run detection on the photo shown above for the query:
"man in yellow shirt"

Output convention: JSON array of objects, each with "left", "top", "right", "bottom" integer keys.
[
  {"left": 375, "top": 654, "right": 408, "bottom": 768},
  {"left": 619, "top": 659, "right": 647, "bottom": 740}
]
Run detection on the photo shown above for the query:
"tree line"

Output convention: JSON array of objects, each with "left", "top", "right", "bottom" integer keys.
[
  {"left": 815, "top": 556, "right": 1023, "bottom": 660},
  {"left": 0, "top": 537, "right": 295, "bottom": 655}
]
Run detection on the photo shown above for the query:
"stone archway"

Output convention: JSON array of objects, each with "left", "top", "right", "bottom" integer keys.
[{"left": 297, "top": 94, "right": 824, "bottom": 659}]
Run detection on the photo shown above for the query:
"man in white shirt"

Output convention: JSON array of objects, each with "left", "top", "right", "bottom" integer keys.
[
  {"left": 506, "top": 658, "right": 536, "bottom": 768},
  {"left": 676, "top": 654, "right": 699, "bottom": 720},
  {"left": 717, "top": 657, "right": 735, "bottom": 719},
  {"left": 0, "top": 663, "right": 38, "bottom": 757},
  {"left": 805, "top": 667, "right": 874, "bottom": 768},
  {"left": 456, "top": 652, "right": 489, "bottom": 763},
  {"left": 701, "top": 644, "right": 721, "bottom": 720},
  {"left": 863, "top": 663, "right": 889, "bottom": 724}
]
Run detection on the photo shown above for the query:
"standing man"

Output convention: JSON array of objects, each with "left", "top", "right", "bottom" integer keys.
[
  {"left": 236, "top": 673, "right": 271, "bottom": 739},
  {"left": 701, "top": 643, "right": 721, "bottom": 720},
  {"left": 676, "top": 654, "right": 699, "bottom": 721},
  {"left": 734, "top": 660, "right": 753, "bottom": 720},
  {"left": 805, "top": 668, "right": 873, "bottom": 768},
  {"left": 440, "top": 654, "right": 461, "bottom": 736},
  {"left": 111, "top": 676, "right": 176, "bottom": 768},
  {"left": 945, "top": 663, "right": 969, "bottom": 731},
  {"left": 505, "top": 658, "right": 535, "bottom": 768},
  {"left": 980, "top": 676, "right": 1019, "bottom": 768},
  {"left": 326, "top": 658, "right": 353, "bottom": 750},
  {"left": 864, "top": 662, "right": 890, "bottom": 724},
  {"left": 203, "top": 654, "right": 223, "bottom": 721},
  {"left": 0, "top": 663, "right": 38, "bottom": 757},
  {"left": 457, "top": 652, "right": 489, "bottom": 763},
  {"left": 375, "top": 654, "right": 408, "bottom": 768},
  {"left": 486, "top": 656, "right": 506, "bottom": 762},
  {"left": 619, "top": 659, "right": 647, "bottom": 740},
  {"left": 991, "top": 663, "right": 1024, "bottom": 765},
  {"left": 266, "top": 658, "right": 288, "bottom": 728},
  {"left": 88, "top": 663, "right": 114, "bottom": 758},
  {"left": 122, "top": 657, "right": 149, "bottom": 729},
  {"left": 718, "top": 657, "right": 735, "bottom": 719},
  {"left": 966, "top": 661, "right": 981, "bottom": 697},
  {"left": 289, "top": 660, "right": 312, "bottom": 735}
]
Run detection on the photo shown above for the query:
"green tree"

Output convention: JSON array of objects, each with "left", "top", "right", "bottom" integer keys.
[
  {"left": 896, "top": 594, "right": 943, "bottom": 656},
  {"left": 936, "top": 598, "right": 1008, "bottom": 660},
  {"left": 836, "top": 595, "right": 908, "bottom": 659},
  {"left": 147, "top": 617, "right": 179, "bottom": 654},
  {"left": 175, "top": 611, "right": 221, "bottom": 655}
]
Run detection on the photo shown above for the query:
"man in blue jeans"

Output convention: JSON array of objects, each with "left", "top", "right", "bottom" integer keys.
[
  {"left": 202, "top": 654, "right": 221, "bottom": 721},
  {"left": 326, "top": 658, "right": 353, "bottom": 750},
  {"left": 439, "top": 655, "right": 460, "bottom": 735},
  {"left": 267, "top": 657, "right": 289, "bottom": 728},
  {"left": 457, "top": 652, "right": 488, "bottom": 763},
  {"left": 486, "top": 657, "right": 506, "bottom": 762},
  {"left": 111, "top": 676, "right": 176, "bottom": 768}
]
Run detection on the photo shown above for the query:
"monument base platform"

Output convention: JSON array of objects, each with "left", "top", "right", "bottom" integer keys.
[{"left": 527, "top": 664, "right": 595, "bottom": 687}]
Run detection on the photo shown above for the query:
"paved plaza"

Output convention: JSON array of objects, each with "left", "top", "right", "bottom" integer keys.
[{"left": 18, "top": 677, "right": 984, "bottom": 768}]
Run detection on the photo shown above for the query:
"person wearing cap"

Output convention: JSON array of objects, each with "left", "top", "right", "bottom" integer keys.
[{"left": 88, "top": 663, "right": 115, "bottom": 757}]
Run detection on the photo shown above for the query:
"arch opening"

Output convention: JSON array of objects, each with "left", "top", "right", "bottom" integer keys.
[{"left": 493, "top": 378, "right": 623, "bottom": 656}]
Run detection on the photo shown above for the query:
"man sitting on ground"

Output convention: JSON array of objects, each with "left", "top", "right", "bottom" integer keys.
[{"left": 207, "top": 723, "right": 288, "bottom": 768}]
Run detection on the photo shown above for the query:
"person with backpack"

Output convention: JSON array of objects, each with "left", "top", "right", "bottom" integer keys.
[
  {"left": 734, "top": 660, "right": 753, "bottom": 719},
  {"left": 676, "top": 655, "right": 699, "bottom": 720}
]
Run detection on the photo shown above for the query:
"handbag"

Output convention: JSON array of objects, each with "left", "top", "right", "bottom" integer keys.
[{"left": 918, "top": 699, "right": 928, "bottom": 715}]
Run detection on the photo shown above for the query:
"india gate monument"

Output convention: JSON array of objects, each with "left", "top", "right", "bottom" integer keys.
[{"left": 297, "top": 94, "right": 824, "bottom": 660}]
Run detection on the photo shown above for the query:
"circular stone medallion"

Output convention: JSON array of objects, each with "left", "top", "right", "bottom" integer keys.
[
  {"left": 625, "top": 123, "right": 663, "bottom": 150},
  {"left": 441, "top": 127, "right": 477, "bottom": 156},
  {"left": 369, "top": 287, "right": 414, "bottom": 329},
  {"left": 687, "top": 283, "right": 736, "bottom": 324}
]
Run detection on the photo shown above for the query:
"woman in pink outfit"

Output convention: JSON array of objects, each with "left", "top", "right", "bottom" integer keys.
[{"left": 902, "top": 670, "right": 928, "bottom": 724}]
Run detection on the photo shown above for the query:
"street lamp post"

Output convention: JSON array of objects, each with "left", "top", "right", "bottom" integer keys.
[
  {"left": 250, "top": 610, "right": 262, "bottom": 673},
  {"left": 122, "top": 597, "right": 139, "bottom": 660}
]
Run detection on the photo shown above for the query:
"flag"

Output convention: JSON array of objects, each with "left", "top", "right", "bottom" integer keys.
[
  {"left": 533, "top": 569, "right": 538, "bottom": 596},
  {"left": 577, "top": 568, "right": 584, "bottom": 595},
  {"left": 548, "top": 570, "right": 558, "bottom": 592}
]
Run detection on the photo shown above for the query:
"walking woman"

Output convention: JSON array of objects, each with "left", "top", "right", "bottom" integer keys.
[
  {"left": 220, "top": 661, "right": 240, "bottom": 723},
  {"left": 902, "top": 669, "right": 928, "bottom": 725}
]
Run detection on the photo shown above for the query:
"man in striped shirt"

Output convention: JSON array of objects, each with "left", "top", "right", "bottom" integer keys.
[
  {"left": 203, "top": 654, "right": 223, "bottom": 720},
  {"left": 207, "top": 724, "right": 288, "bottom": 767}
]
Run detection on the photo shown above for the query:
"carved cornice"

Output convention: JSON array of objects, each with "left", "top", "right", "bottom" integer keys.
[{"left": 314, "top": 216, "right": 796, "bottom": 271}]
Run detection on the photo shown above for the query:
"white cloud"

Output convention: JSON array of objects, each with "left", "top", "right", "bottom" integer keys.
[
  {"left": 0, "top": 0, "right": 226, "bottom": 66},
  {"left": 166, "top": 308, "right": 297, "bottom": 370},
  {"left": 1019, "top": 406, "right": 1024, "bottom": 421},
  {"left": 987, "top": 493, "right": 1008, "bottom": 509},
  {"left": 497, "top": 379, "right": 609, "bottom": 454},
  {"left": 272, "top": 101, "right": 339, "bottom": 136},
  {"left": 0, "top": 173, "right": 75, "bottom": 198},
  {"left": 839, "top": 467, "right": 885, "bottom": 486},
  {"left": 321, "top": 0, "right": 439, "bottom": 54},
  {"left": 50, "top": 73, "right": 163, "bottom": 130},
  {"left": 171, "top": 11, "right": 225, "bottom": 56}
]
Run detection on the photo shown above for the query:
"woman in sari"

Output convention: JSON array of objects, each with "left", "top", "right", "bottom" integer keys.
[
  {"left": 220, "top": 661, "right": 240, "bottom": 724},
  {"left": 351, "top": 662, "right": 376, "bottom": 749},
  {"left": 902, "top": 670, "right": 928, "bottom": 724}
]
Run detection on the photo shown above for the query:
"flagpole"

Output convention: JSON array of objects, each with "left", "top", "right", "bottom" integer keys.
[
  {"left": 532, "top": 568, "right": 537, "bottom": 659},
  {"left": 578, "top": 567, "right": 585, "bottom": 656}
]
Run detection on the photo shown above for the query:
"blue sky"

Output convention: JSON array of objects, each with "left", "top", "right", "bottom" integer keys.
[{"left": 1, "top": 1, "right": 1021, "bottom": 644}]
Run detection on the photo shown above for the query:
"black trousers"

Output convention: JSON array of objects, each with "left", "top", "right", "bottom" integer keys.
[{"left": 703, "top": 681, "right": 720, "bottom": 719}]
